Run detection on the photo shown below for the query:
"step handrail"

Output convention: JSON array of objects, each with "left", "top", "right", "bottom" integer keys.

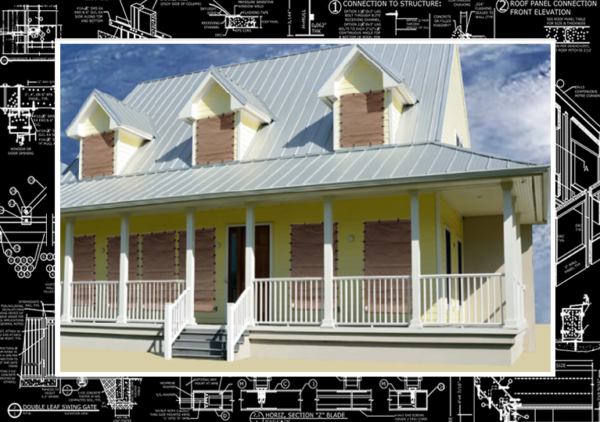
[
  {"left": 164, "top": 287, "right": 191, "bottom": 360},
  {"left": 226, "top": 287, "right": 252, "bottom": 362}
]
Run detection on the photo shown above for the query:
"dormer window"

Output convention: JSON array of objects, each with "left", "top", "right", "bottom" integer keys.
[
  {"left": 179, "top": 66, "right": 275, "bottom": 165},
  {"left": 65, "top": 90, "right": 154, "bottom": 179},
  {"left": 317, "top": 45, "right": 417, "bottom": 150}
]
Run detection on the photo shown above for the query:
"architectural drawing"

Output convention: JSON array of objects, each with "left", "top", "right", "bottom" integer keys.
[
  {"left": 380, "top": 377, "right": 445, "bottom": 411},
  {"left": 0, "top": 176, "right": 54, "bottom": 279},
  {"left": 556, "top": 79, "right": 600, "bottom": 285},
  {"left": 98, "top": 2, "right": 171, "bottom": 38},
  {"left": 19, "top": 303, "right": 55, "bottom": 388},
  {"left": 385, "top": 11, "right": 419, "bottom": 34},
  {"left": 474, "top": 361, "right": 596, "bottom": 422},
  {"left": 208, "top": 1, "right": 262, "bottom": 36},
  {"left": 0, "top": 82, "right": 55, "bottom": 146},
  {"left": 451, "top": 12, "right": 485, "bottom": 39},
  {"left": 316, "top": 377, "right": 372, "bottom": 411},
  {"left": 0, "top": 5, "right": 61, "bottom": 65},
  {"left": 557, "top": 295, "right": 600, "bottom": 352},
  {"left": 545, "top": 25, "right": 590, "bottom": 44},
  {"left": 239, "top": 377, "right": 302, "bottom": 411},
  {"left": 100, "top": 377, "right": 142, "bottom": 417}
]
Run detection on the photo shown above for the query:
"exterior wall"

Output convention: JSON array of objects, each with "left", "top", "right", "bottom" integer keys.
[
  {"left": 334, "top": 59, "right": 391, "bottom": 148},
  {"left": 61, "top": 195, "right": 440, "bottom": 323},
  {"left": 440, "top": 195, "right": 464, "bottom": 274},
  {"left": 81, "top": 107, "right": 110, "bottom": 137},
  {"left": 391, "top": 94, "right": 404, "bottom": 144},
  {"left": 463, "top": 215, "right": 537, "bottom": 349},
  {"left": 238, "top": 111, "right": 260, "bottom": 160},
  {"left": 193, "top": 83, "right": 231, "bottom": 120},
  {"left": 115, "top": 130, "right": 143, "bottom": 174},
  {"left": 440, "top": 45, "right": 471, "bottom": 148},
  {"left": 338, "top": 59, "right": 383, "bottom": 95}
]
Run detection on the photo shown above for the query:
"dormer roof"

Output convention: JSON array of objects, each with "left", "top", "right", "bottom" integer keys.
[
  {"left": 316, "top": 44, "right": 418, "bottom": 108},
  {"left": 178, "top": 66, "right": 275, "bottom": 125},
  {"left": 66, "top": 89, "right": 156, "bottom": 141}
]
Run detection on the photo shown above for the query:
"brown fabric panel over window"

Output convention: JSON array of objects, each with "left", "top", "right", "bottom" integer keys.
[
  {"left": 290, "top": 223, "right": 338, "bottom": 309},
  {"left": 179, "top": 228, "right": 217, "bottom": 312},
  {"left": 107, "top": 235, "right": 140, "bottom": 281},
  {"left": 73, "top": 235, "right": 95, "bottom": 282},
  {"left": 364, "top": 220, "right": 411, "bottom": 313},
  {"left": 141, "top": 231, "right": 176, "bottom": 280},
  {"left": 196, "top": 112, "right": 235, "bottom": 165},
  {"left": 72, "top": 235, "right": 96, "bottom": 306},
  {"left": 81, "top": 131, "right": 115, "bottom": 178},
  {"left": 340, "top": 90, "right": 385, "bottom": 148}
]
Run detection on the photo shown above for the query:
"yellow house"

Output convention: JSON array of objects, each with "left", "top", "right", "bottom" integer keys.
[{"left": 59, "top": 44, "right": 550, "bottom": 365}]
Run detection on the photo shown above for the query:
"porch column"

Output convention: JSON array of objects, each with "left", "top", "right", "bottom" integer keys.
[
  {"left": 245, "top": 205, "right": 255, "bottom": 326},
  {"left": 409, "top": 191, "right": 423, "bottom": 328},
  {"left": 515, "top": 211, "right": 525, "bottom": 324},
  {"left": 60, "top": 219, "right": 75, "bottom": 323},
  {"left": 186, "top": 208, "right": 197, "bottom": 325},
  {"left": 502, "top": 181, "right": 519, "bottom": 329},
  {"left": 321, "top": 200, "right": 335, "bottom": 328},
  {"left": 116, "top": 214, "right": 129, "bottom": 324}
]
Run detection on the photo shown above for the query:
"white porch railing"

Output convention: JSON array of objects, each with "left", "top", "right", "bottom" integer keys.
[
  {"left": 334, "top": 276, "right": 412, "bottom": 326},
  {"left": 253, "top": 278, "right": 324, "bottom": 325},
  {"left": 127, "top": 280, "right": 186, "bottom": 322},
  {"left": 164, "top": 288, "right": 191, "bottom": 360},
  {"left": 420, "top": 273, "right": 505, "bottom": 325},
  {"left": 71, "top": 281, "right": 119, "bottom": 322},
  {"left": 226, "top": 287, "right": 252, "bottom": 362}
]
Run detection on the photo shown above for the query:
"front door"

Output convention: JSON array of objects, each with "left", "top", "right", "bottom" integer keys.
[{"left": 227, "top": 225, "right": 270, "bottom": 302}]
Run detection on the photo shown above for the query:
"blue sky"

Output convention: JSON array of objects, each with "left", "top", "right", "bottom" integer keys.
[{"left": 60, "top": 43, "right": 552, "bottom": 323}]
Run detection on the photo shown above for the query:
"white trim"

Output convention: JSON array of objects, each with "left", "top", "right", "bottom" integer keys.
[{"left": 435, "top": 192, "right": 442, "bottom": 274}]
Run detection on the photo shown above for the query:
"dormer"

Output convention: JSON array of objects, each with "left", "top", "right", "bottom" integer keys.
[
  {"left": 317, "top": 45, "right": 417, "bottom": 150},
  {"left": 178, "top": 66, "right": 275, "bottom": 165},
  {"left": 66, "top": 90, "right": 155, "bottom": 179}
]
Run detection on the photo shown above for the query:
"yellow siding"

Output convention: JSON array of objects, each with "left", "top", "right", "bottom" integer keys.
[
  {"left": 391, "top": 95, "right": 404, "bottom": 144},
  {"left": 335, "top": 59, "right": 390, "bottom": 149},
  {"left": 338, "top": 59, "right": 383, "bottom": 95},
  {"left": 119, "top": 131, "right": 143, "bottom": 148},
  {"left": 237, "top": 111, "right": 260, "bottom": 160},
  {"left": 82, "top": 107, "right": 110, "bottom": 136},
  {"left": 194, "top": 83, "right": 231, "bottom": 120},
  {"left": 440, "top": 195, "right": 463, "bottom": 274},
  {"left": 440, "top": 46, "right": 471, "bottom": 148},
  {"left": 61, "top": 195, "right": 441, "bottom": 323}
]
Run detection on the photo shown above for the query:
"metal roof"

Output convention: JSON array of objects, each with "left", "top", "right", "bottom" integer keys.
[
  {"left": 61, "top": 142, "right": 546, "bottom": 213},
  {"left": 62, "top": 44, "right": 456, "bottom": 183},
  {"left": 92, "top": 90, "right": 156, "bottom": 137}
]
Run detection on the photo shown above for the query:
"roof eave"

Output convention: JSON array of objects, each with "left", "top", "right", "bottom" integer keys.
[{"left": 61, "top": 165, "right": 550, "bottom": 216}]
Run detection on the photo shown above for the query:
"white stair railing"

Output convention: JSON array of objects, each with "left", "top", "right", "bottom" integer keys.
[
  {"left": 164, "top": 288, "right": 191, "bottom": 360},
  {"left": 226, "top": 287, "right": 252, "bottom": 362}
]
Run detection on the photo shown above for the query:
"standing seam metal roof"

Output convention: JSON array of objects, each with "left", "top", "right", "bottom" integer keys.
[
  {"left": 62, "top": 44, "right": 456, "bottom": 184},
  {"left": 61, "top": 142, "right": 544, "bottom": 211}
]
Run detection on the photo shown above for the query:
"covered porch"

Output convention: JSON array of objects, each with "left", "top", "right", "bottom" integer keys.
[{"left": 60, "top": 172, "right": 543, "bottom": 362}]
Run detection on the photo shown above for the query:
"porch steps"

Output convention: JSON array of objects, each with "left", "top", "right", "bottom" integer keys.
[{"left": 171, "top": 327, "right": 249, "bottom": 360}]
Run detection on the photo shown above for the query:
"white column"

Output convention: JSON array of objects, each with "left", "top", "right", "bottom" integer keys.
[
  {"left": 245, "top": 205, "right": 255, "bottom": 326},
  {"left": 321, "top": 200, "right": 335, "bottom": 328},
  {"left": 409, "top": 191, "right": 423, "bottom": 328},
  {"left": 186, "top": 208, "right": 197, "bottom": 325},
  {"left": 61, "top": 219, "right": 75, "bottom": 323},
  {"left": 515, "top": 211, "right": 525, "bottom": 324},
  {"left": 117, "top": 214, "right": 129, "bottom": 324},
  {"left": 502, "top": 181, "right": 519, "bottom": 329}
]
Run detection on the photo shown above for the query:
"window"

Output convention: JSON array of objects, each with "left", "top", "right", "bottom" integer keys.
[{"left": 339, "top": 90, "right": 385, "bottom": 148}]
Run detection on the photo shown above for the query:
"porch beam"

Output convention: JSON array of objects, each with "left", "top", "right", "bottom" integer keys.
[
  {"left": 245, "top": 205, "right": 255, "bottom": 326},
  {"left": 186, "top": 208, "right": 197, "bottom": 325},
  {"left": 321, "top": 200, "right": 335, "bottom": 328},
  {"left": 502, "top": 181, "right": 519, "bottom": 329},
  {"left": 61, "top": 219, "right": 75, "bottom": 323},
  {"left": 409, "top": 191, "right": 422, "bottom": 329},
  {"left": 117, "top": 214, "right": 129, "bottom": 323}
]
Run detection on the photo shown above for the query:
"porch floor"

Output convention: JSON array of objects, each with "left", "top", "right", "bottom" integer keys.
[{"left": 59, "top": 325, "right": 550, "bottom": 373}]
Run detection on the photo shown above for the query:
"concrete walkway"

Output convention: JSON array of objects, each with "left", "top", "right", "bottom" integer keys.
[{"left": 60, "top": 324, "right": 551, "bottom": 373}]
